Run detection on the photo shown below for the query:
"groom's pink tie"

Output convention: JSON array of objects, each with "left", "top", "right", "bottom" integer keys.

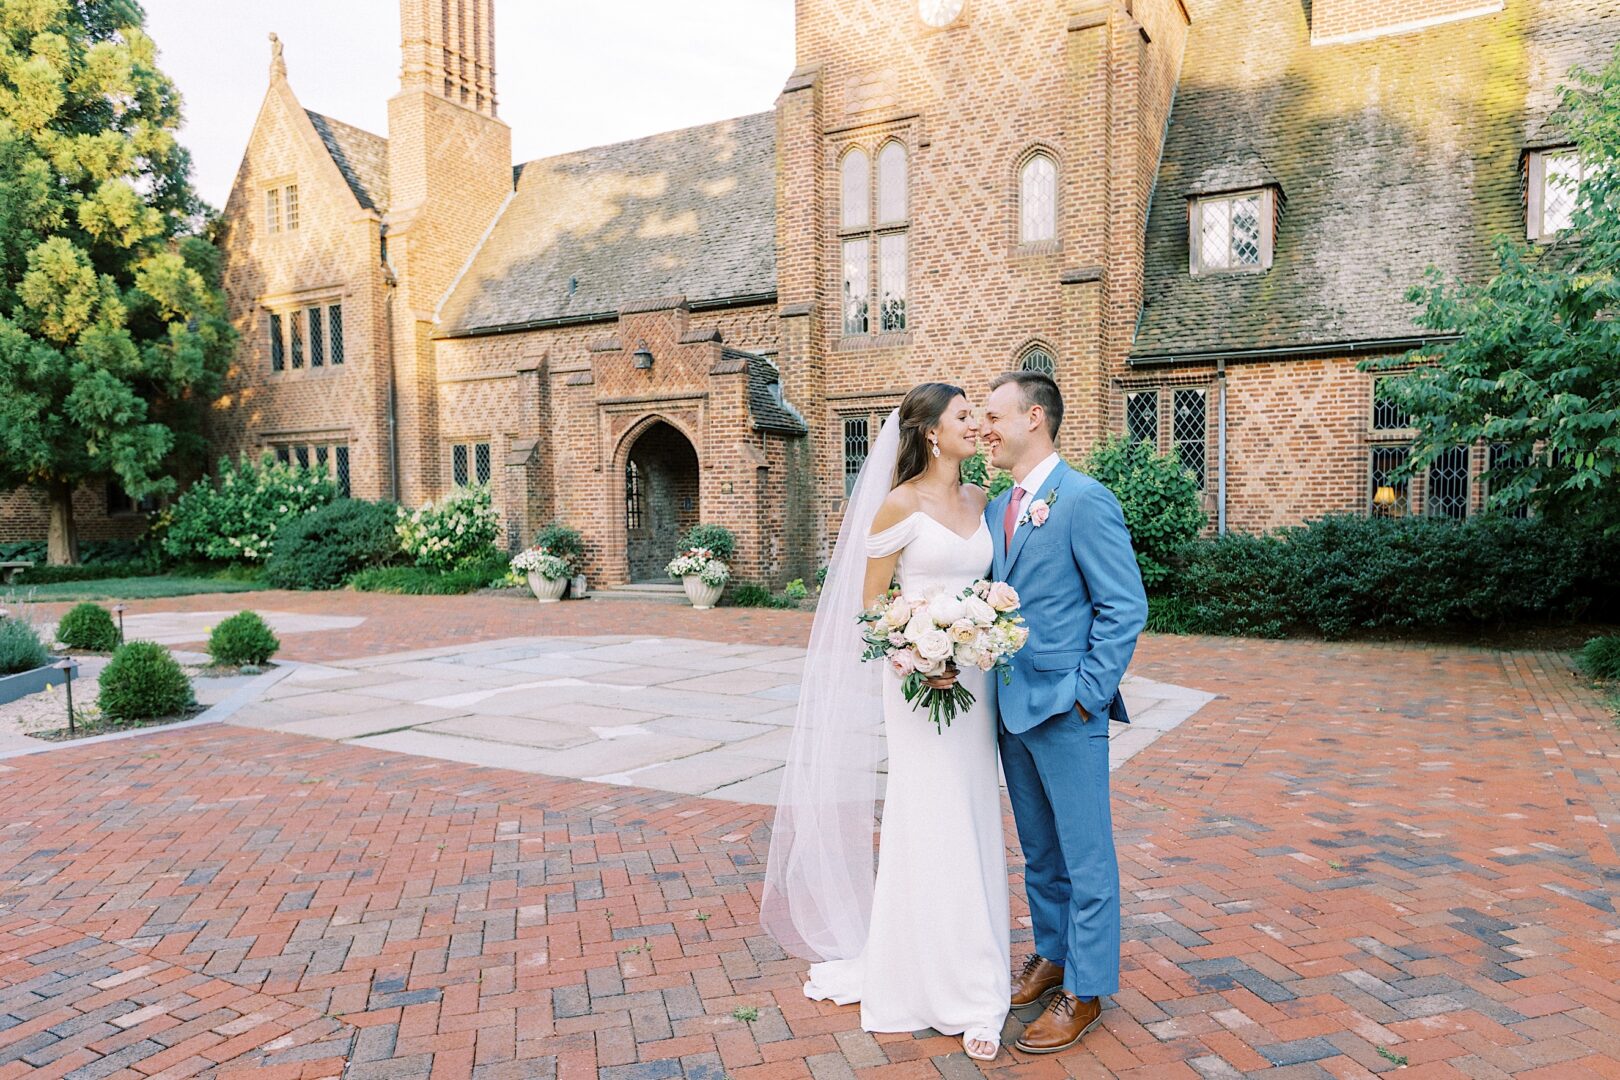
[{"left": 1002, "top": 486, "right": 1026, "bottom": 554}]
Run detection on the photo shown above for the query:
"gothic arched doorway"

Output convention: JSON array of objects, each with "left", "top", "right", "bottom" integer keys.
[{"left": 624, "top": 420, "right": 700, "bottom": 582}]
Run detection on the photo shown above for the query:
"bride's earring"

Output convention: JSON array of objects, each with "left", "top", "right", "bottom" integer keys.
[{"left": 930, "top": 436, "right": 940, "bottom": 459}]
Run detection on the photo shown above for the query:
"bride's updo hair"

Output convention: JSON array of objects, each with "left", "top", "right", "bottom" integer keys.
[{"left": 893, "top": 381, "right": 965, "bottom": 488}]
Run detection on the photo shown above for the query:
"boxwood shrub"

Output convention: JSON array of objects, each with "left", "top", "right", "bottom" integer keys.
[
  {"left": 55, "top": 603, "right": 120, "bottom": 651},
  {"left": 98, "top": 641, "right": 194, "bottom": 722},
  {"left": 207, "top": 611, "right": 279, "bottom": 667}
]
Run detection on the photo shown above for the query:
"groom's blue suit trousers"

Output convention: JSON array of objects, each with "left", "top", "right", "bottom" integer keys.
[{"left": 998, "top": 709, "right": 1120, "bottom": 998}]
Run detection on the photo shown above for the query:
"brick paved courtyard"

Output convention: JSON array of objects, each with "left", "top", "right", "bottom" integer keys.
[{"left": 1, "top": 592, "right": 1617, "bottom": 1079}]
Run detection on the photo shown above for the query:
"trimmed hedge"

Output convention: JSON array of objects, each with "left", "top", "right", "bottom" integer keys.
[
  {"left": 348, "top": 551, "right": 511, "bottom": 595},
  {"left": 55, "top": 603, "right": 120, "bottom": 651},
  {"left": 10, "top": 561, "right": 159, "bottom": 585},
  {"left": 1165, "top": 514, "right": 1616, "bottom": 639},
  {"left": 265, "top": 498, "right": 400, "bottom": 590},
  {"left": 207, "top": 611, "right": 279, "bottom": 667},
  {"left": 98, "top": 641, "right": 194, "bottom": 722}
]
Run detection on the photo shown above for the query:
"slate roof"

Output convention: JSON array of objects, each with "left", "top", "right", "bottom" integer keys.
[
  {"left": 306, "top": 111, "right": 389, "bottom": 212},
  {"left": 1131, "top": 0, "right": 1620, "bottom": 361},
  {"left": 735, "top": 348, "right": 808, "bottom": 436},
  {"left": 439, "top": 113, "right": 777, "bottom": 336}
]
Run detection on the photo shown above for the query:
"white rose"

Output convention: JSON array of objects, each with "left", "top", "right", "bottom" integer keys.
[
  {"left": 927, "top": 592, "right": 967, "bottom": 627},
  {"left": 962, "top": 595, "right": 996, "bottom": 626},
  {"left": 902, "top": 610, "right": 935, "bottom": 644},
  {"left": 914, "top": 628, "right": 952, "bottom": 663}
]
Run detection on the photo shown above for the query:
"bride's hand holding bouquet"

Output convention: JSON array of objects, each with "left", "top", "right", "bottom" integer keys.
[{"left": 858, "top": 578, "right": 1027, "bottom": 731}]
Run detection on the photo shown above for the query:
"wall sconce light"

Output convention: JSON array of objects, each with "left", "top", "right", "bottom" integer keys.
[{"left": 632, "top": 342, "right": 654, "bottom": 370}]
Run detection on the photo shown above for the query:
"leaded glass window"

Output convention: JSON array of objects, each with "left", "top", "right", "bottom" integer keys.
[
  {"left": 1021, "top": 349, "right": 1055, "bottom": 377},
  {"left": 334, "top": 445, "right": 350, "bottom": 498},
  {"left": 877, "top": 142, "right": 907, "bottom": 224},
  {"left": 315, "top": 445, "right": 328, "bottom": 470},
  {"left": 284, "top": 184, "right": 300, "bottom": 231},
  {"left": 1543, "top": 150, "right": 1582, "bottom": 235},
  {"left": 1371, "top": 377, "right": 1410, "bottom": 430},
  {"left": 295, "top": 445, "right": 310, "bottom": 468},
  {"left": 1020, "top": 154, "right": 1057, "bottom": 244},
  {"left": 289, "top": 310, "right": 303, "bottom": 368},
  {"left": 308, "top": 307, "right": 324, "bottom": 367},
  {"left": 1126, "top": 390, "right": 1158, "bottom": 447},
  {"left": 1426, "top": 444, "right": 1469, "bottom": 519},
  {"left": 264, "top": 188, "right": 280, "bottom": 234},
  {"left": 841, "top": 149, "right": 870, "bottom": 229},
  {"left": 1173, "top": 388, "right": 1206, "bottom": 490},
  {"left": 328, "top": 304, "right": 344, "bottom": 364},
  {"left": 269, "top": 313, "right": 284, "bottom": 371},
  {"left": 275, "top": 445, "right": 291, "bottom": 464},
  {"left": 878, "top": 233, "right": 907, "bottom": 332},
  {"left": 625, "top": 461, "right": 643, "bottom": 531},
  {"left": 1370, "top": 446, "right": 1410, "bottom": 516},
  {"left": 1196, "top": 192, "right": 1263, "bottom": 272},
  {"left": 474, "top": 442, "right": 491, "bottom": 485},
  {"left": 452, "top": 444, "right": 469, "bottom": 487},
  {"left": 843, "top": 239, "right": 870, "bottom": 335},
  {"left": 843, "top": 416, "right": 869, "bottom": 496}
]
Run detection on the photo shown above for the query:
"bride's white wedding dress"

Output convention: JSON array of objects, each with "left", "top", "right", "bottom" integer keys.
[{"left": 802, "top": 510, "right": 1010, "bottom": 1045}]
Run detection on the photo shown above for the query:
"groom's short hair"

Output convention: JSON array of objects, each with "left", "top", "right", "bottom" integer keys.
[{"left": 991, "top": 371, "right": 1063, "bottom": 439}]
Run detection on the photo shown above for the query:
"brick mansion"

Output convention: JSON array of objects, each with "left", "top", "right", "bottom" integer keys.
[{"left": 7, "top": 0, "right": 1614, "bottom": 586}]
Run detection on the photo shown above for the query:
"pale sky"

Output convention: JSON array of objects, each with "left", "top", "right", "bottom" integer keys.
[{"left": 144, "top": 1, "right": 798, "bottom": 210}]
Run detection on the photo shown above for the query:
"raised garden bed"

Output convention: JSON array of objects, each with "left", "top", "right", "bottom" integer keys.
[{"left": 0, "top": 657, "right": 69, "bottom": 707}]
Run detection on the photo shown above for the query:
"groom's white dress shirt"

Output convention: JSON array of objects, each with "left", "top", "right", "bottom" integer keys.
[{"left": 1006, "top": 451, "right": 1062, "bottom": 541}]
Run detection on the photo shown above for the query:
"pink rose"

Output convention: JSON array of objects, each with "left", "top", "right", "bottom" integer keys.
[
  {"left": 986, "top": 581, "right": 1020, "bottom": 612},
  {"left": 890, "top": 652, "right": 917, "bottom": 676},
  {"left": 1029, "top": 500, "right": 1050, "bottom": 526}
]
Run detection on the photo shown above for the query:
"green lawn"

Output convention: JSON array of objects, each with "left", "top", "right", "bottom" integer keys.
[{"left": 1, "top": 576, "right": 271, "bottom": 603}]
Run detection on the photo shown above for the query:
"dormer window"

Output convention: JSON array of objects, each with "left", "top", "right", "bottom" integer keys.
[
  {"left": 1189, "top": 189, "right": 1274, "bottom": 274},
  {"left": 1527, "top": 147, "right": 1583, "bottom": 240}
]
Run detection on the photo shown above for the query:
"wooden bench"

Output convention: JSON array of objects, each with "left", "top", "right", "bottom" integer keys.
[{"left": 0, "top": 561, "right": 34, "bottom": 585}]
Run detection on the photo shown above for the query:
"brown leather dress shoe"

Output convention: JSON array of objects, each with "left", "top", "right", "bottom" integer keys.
[
  {"left": 1014, "top": 990, "right": 1102, "bottom": 1054},
  {"left": 1010, "top": 954, "right": 1065, "bottom": 1018}
]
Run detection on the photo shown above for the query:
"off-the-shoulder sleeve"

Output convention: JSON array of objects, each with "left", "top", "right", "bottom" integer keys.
[{"left": 866, "top": 513, "right": 918, "bottom": 558}]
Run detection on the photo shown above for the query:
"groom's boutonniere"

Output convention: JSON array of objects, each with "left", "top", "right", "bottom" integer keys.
[{"left": 1018, "top": 486, "right": 1060, "bottom": 528}]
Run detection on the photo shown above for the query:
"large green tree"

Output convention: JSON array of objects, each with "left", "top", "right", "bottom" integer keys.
[
  {"left": 1368, "top": 45, "right": 1620, "bottom": 531},
  {"left": 0, "top": 0, "right": 232, "bottom": 564}
]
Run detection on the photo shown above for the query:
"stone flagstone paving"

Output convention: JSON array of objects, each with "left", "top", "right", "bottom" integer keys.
[
  {"left": 222, "top": 636, "right": 1216, "bottom": 801},
  {"left": 0, "top": 595, "right": 1616, "bottom": 1078}
]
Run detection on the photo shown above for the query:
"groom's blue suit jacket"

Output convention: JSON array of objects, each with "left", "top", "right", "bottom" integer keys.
[{"left": 987, "top": 461, "right": 1149, "bottom": 734}]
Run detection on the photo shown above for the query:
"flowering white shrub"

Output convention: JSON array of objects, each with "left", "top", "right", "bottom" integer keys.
[
  {"left": 666, "top": 546, "right": 730, "bottom": 588},
  {"left": 397, "top": 484, "right": 500, "bottom": 571},
  {"left": 162, "top": 454, "right": 336, "bottom": 564}
]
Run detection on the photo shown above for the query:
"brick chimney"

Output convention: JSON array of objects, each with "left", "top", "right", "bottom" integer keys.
[{"left": 385, "top": 0, "right": 513, "bottom": 504}]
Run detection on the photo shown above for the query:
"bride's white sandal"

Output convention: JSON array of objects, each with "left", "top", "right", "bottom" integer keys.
[{"left": 963, "top": 1027, "right": 1001, "bottom": 1062}]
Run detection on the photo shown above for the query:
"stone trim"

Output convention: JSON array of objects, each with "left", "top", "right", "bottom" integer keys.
[
  {"left": 1060, "top": 265, "right": 1105, "bottom": 284},
  {"left": 619, "top": 295, "right": 689, "bottom": 316}
]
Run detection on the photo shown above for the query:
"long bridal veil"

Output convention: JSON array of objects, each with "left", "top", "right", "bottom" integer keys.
[{"left": 760, "top": 409, "right": 901, "bottom": 962}]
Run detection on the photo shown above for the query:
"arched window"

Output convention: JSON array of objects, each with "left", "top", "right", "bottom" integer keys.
[
  {"left": 877, "top": 142, "right": 908, "bottom": 224},
  {"left": 1020, "top": 154, "right": 1057, "bottom": 244},
  {"left": 841, "top": 148, "right": 869, "bottom": 229},
  {"left": 1020, "top": 348, "right": 1055, "bottom": 377},
  {"left": 842, "top": 139, "right": 911, "bottom": 336}
]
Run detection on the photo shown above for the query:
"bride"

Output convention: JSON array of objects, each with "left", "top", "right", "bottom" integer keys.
[{"left": 761, "top": 382, "right": 1010, "bottom": 1062}]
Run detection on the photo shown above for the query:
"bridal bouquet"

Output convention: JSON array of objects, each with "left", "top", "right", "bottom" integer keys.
[{"left": 858, "top": 580, "right": 1028, "bottom": 732}]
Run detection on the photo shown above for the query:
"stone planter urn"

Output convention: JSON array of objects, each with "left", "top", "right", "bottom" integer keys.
[
  {"left": 527, "top": 571, "right": 568, "bottom": 603},
  {"left": 682, "top": 576, "right": 723, "bottom": 610}
]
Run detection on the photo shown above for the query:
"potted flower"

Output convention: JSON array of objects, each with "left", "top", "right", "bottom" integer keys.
[
  {"left": 666, "top": 546, "right": 730, "bottom": 609},
  {"left": 511, "top": 545, "right": 573, "bottom": 602}
]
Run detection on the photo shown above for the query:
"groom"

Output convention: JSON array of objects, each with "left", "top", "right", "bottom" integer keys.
[{"left": 982, "top": 371, "right": 1148, "bottom": 1054}]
